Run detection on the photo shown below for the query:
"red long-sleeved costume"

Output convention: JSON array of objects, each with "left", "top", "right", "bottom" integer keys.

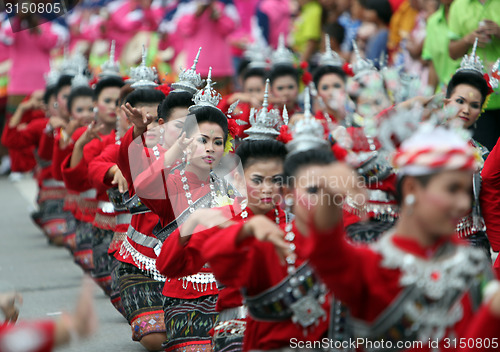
[
  {"left": 309, "top": 222, "right": 500, "bottom": 352},
  {"left": 203, "top": 220, "right": 330, "bottom": 350},
  {"left": 157, "top": 205, "right": 285, "bottom": 309}
]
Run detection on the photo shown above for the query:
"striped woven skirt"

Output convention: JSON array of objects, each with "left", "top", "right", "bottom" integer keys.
[
  {"left": 163, "top": 295, "right": 218, "bottom": 352},
  {"left": 91, "top": 226, "right": 115, "bottom": 296},
  {"left": 116, "top": 262, "right": 166, "bottom": 341},
  {"left": 74, "top": 220, "right": 94, "bottom": 272}
]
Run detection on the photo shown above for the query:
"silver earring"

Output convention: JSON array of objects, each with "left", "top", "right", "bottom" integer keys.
[
  {"left": 159, "top": 128, "right": 165, "bottom": 145},
  {"left": 405, "top": 194, "right": 415, "bottom": 214},
  {"left": 285, "top": 197, "right": 294, "bottom": 213},
  {"left": 93, "top": 107, "right": 98, "bottom": 114},
  {"left": 473, "top": 122, "right": 478, "bottom": 129},
  {"left": 53, "top": 102, "right": 58, "bottom": 108},
  {"left": 405, "top": 194, "right": 415, "bottom": 206}
]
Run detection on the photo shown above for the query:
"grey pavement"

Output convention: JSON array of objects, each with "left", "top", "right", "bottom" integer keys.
[{"left": 0, "top": 175, "right": 146, "bottom": 352}]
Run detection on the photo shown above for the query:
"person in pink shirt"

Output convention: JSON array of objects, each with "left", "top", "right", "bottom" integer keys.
[
  {"left": 66, "top": 6, "right": 102, "bottom": 55},
  {"left": 177, "top": 0, "right": 240, "bottom": 96},
  {"left": 99, "top": 0, "right": 165, "bottom": 60},
  {"left": 2, "top": 14, "right": 67, "bottom": 112},
  {"left": 256, "top": 0, "right": 292, "bottom": 49}
]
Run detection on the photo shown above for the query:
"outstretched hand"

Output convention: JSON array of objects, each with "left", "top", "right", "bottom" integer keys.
[
  {"left": 180, "top": 208, "right": 234, "bottom": 243},
  {"left": 111, "top": 168, "right": 128, "bottom": 193},
  {"left": 241, "top": 216, "right": 290, "bottom": 263},
  {"left": 122, "top": 103, "right": 155, "bottom": 130},
  {"left": 312, "top": 163, "right": 365, "bottom": 232},
  {"left": 80, "top": 121, "right": 104, "bottom": 145},
  {"left": 0, "top": 291, "right": 22, "bottom": 323}
]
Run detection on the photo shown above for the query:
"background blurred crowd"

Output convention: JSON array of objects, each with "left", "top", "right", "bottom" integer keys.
[{"left": 0, "top": 0, "right": 499, "bottom": 175}]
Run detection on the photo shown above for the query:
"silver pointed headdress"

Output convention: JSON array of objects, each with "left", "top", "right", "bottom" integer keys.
[
  {"left": 100, "top": 40, "right": 121, "bottom": 79},
  {"left": 456, "top": 38, "right": 484, "bottom": 75},
  {"left": 171, "top": 47, "right": 203, "bottom": 94},
  {"left": 287, "top": 87, "right": 329, "bottom": 154},
  {"left": 318, "top": 34, "right": 343, "bottom": 67},
  {"left": 244, "top": 79, "right": 281, "bottom": 140},
  {"left": 271, "top": 34, "right": 295, "bottom": 67},
  {"left": 60, "top": 47, "right": 88, "bottom": 77},
  {"left": 130, "top": 45, "right": 158, "bottom": 89},
  {"left": 71, "top": 64, "right": 90, "bottom": 88},
  {"left": 351, "top": 40, "right": 376, "bottom": 79},
  {"left": 45, "top": 60, "right": 61, "bottom": 87},
  {"left": 244, "top": 41, "right": 270, "bottom": 69},
  {"left": 189, "top": 67, "right": 222, "bottom": 111}
]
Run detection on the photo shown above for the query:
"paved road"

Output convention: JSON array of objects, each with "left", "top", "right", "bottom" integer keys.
[{"left": 0, "top": 175, "right": 145, "bottom": 352}]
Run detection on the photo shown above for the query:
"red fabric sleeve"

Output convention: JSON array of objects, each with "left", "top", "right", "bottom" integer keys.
[
  {"left": 1, "top": 118, "right": 47, "bottom": 149},
  {"left": 203, "top": 222, "right": 255, "bottom": 289},
  {"left": 117, "top": 127, "right": 136, "bottom": 189},
  {"left": 37, "top": 129, "right": 55, "bottom": 165},
  {"left": 133, "top": 156, "right": 176, "bottom": 226},
  {"left": 481, "top": 137, "right": 500, "bottom": 252},
  {"left": 0, "top": 320, "right": 55, "bottom": 352},
  {"left": 88, "top": 143, "right": 119, "bottom": 189},
  {"left": 308, "top": 221, "right": 374, "bottom": 314},
  {"left": 117, "top": 127, "right": 156, "bottom": 193},
  {"left": 61, "top": 152, "right": 92, "bottom": 192},
  {"left": 61, "top": 137, "right": 106, "bottom": 192},
  {"left": 51, "top": 127, "right": 85, "bottom": 182},
  {"left": 156, "top": 225, "right": 215, "bottom": 278},
  {"left": 460, "top": 302, "right": 500, "bottom": 351}
]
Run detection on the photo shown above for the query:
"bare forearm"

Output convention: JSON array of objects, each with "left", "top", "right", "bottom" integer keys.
[
  {"left": 449, "top": 37, "right": 471, "bottom": 60},
  {"left": 8, "top": 106, "right": 27, "bottom": 128},
  {"left": 69, "top": 141, "right": 85, "bottom": 168},
  {"left": 300, "top": 40, "right": 318, "bottom": 63}
]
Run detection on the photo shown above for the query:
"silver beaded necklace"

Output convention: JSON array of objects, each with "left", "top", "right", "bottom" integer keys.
[
  {"left": 240, "top": 204, "right": 281, "bottom": 225},
  {"left": 152, "top": 145, "right": 160, "bottom": 160},
  {"left": 180, "top": 168, "right": 217, "bottom": 214}
]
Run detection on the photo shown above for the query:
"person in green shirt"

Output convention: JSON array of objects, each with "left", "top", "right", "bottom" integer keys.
[
  {"left": 447, "top": 0, "right": 500, "bottom": 151},
  {"left": 421, "top": 0, "right": 460, "bottom": 91},
  {"left": 292, "top": 0, "right": 323, "bottom": 63}
]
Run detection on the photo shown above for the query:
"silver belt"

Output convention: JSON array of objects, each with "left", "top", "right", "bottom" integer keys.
[
  {"left": 42, "top": 179, "right": 65, "bottom": 188},
  {"left": 218, "top": 305, "right": 247, "bottom": 322},
  {"left": 98, "top": 201, "right": 115, "bottom": 213},
  {"left": 127, "top": 225, "right": 159, "bottom": 249},
  {"left": 80, "top": 188, "right": 97, "bottom": 199},
  {"left": 116, "top": 213, "right": 132, "bottom": 225},
  {"left": 367, "top": 189, "right": 394, "bottom": 202}
]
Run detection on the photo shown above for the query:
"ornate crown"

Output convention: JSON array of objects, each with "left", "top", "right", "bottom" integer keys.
[
  {"left": 60, "top": 48, "right": 88, "bottom": 77},
  {"left": 99, "top": 40, "right": 121, "bottom": 79},
  {"left": 287, "top": 87, "right": 329, "bottom": 154},
  {"left": 189, "top": 67, "right": 222, "bottom": 111},
  {"left": 130, "top": 45, "right": 158, "bottom": 89},
  {"left": 171, "top": 47, "right": 203, "bottom": 94},
  {"left": 489, "top": 59, "right": 500, "bottom": 90},
  {"left": 244, "top": 79, "right": 282, "bottom": 140},
  {"left": 351, "top": 40, "right": 376, "bottom": 78},
  {"left": 71, "top": 65, "right": 90, "bottom": 88},
  {"left": 44, "top": 60, "right": 60, "bottom": 87},
  {"left": 271, "top": 34, "right": 295, "bottom": 67},
  {"left": 457, "top": 38, "right": 484, "bottom": 74},
  {"left": 244, "top": 41, "right": 270, "bottom": 69},
  {"left": 318, "top": 34, "right": 343, "bottom": 67}
]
